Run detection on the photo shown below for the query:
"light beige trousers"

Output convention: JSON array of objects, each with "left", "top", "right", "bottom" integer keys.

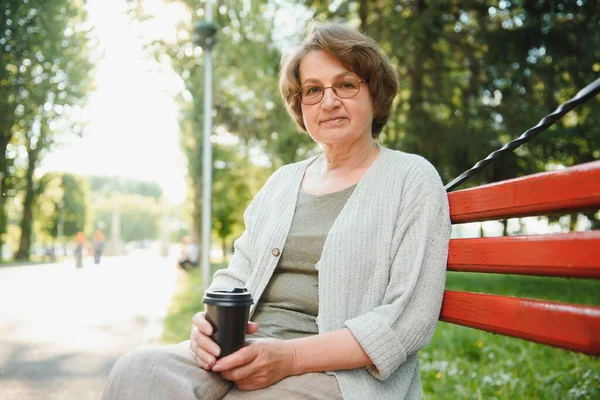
[{"left": 101, "top": 340, "right": 343, "bottom": 400}]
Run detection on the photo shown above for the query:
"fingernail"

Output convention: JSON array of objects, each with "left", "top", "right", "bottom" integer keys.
[{"left": 212, "top": 347, "right": 220, "bottom": 357}]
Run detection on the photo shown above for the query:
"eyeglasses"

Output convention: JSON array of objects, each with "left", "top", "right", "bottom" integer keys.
[{"left": 296, "top": 77, "right": 365, "bottom": 105}]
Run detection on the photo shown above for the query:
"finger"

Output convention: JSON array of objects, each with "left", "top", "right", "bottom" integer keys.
[
  {"left": 191, "top": 348, "right": 209, "bottom": 370},
  {"left": 191, "top": 312, "right": 213, "bottom": 335},
  {"left": 190, "top": 339, "right": 208, "bottom": 369},
  {"left": 212, "top": 346, "right": 256, "bottom": 372},
  {"left": 190, "top": 337, "right": 216, "bottom": 369},
  {"left": 194, "top": 330, "right": 221, "bottom": 358},
  {"left": 246, "top": 321, "right": 259, "bottom": 335}
]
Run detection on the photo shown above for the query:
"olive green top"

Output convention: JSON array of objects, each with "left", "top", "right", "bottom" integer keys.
[{"left": 252, "top": 184, "right": 356, "bottom": 340}]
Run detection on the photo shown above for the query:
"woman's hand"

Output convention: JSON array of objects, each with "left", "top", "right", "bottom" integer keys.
[
  {"left": 189, "top": 312, "right": 259, "bottom": 370},
  {"left": 211, "top": 338, "right": 298, "bottom": 391}
]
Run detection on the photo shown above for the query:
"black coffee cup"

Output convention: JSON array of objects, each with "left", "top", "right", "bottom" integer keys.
[{"left": 203, "top": 287, "right": 254, "bottom": 358}]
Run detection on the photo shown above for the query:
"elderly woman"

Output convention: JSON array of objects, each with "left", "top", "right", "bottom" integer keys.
[{"left": 102, "top": 22, "right": 450, "bottom": 400}]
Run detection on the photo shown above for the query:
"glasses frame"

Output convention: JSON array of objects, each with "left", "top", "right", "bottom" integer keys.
[{"left": 296, "top": 78, "right": 366, "bottom": 105}]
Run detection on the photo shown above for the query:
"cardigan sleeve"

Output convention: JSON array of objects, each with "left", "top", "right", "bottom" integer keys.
[{"left": 344, "top": 162, "right": 451, "bottom": 381}]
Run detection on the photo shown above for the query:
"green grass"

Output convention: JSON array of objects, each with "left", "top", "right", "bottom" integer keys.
[
  {"left": 161, "top": 262, "right": 227, "bottom": 344},
  {"left": 421, "top": 272, "right": 600, "bottom": 399},
  {"left": 162, "top": 268, "right": 600, "bottom": 399}
]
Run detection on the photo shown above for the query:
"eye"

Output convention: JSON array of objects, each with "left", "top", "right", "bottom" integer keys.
[
  {"left": 302, "top": 86, "right": 323, "bottom": 96},
  {"left": 336, "top": 80, "right": 359, "bottom": 90}
]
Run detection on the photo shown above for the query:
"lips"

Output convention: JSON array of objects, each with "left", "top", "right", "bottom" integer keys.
[{"left": 320, "top": 116, "right": 347, "bottom": 124}]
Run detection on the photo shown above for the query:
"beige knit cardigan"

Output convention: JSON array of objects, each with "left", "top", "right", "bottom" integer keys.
[{"left": 208, "top": 146, "right": 451, "bottom": 400}]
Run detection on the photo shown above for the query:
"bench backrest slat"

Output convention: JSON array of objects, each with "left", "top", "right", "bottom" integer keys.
[
  {"left": 448, "top": 231, "right": 600, "bottom": 278},
  {"left": 442, "top": 160, "right": 600, "bottom": 355},
  {"left": 448, "top": 160, "right": 600, "bottom": 223},
  {"left": 440, "top": 290, "right": 600, "bottom": 356}
]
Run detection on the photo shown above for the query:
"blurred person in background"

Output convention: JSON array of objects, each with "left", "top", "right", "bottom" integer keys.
[
  {"left": 44, "top": 243, "right": 56, "bottom": 263},
  {"left": 103, "top": 22, "right": 450, "bottom": 400},
  {"left": 93, "top": 229, "right": 105, "bottom": 264},
  {"left": 178, "top": 235, "right": 199, "bottom": 272},
  {"left": 74, "top": 231, "right": 87, "bottom": 269}
]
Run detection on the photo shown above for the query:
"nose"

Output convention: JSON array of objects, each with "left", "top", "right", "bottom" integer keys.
[{"left": 320, "top": 87, "right": 340, "bottom": 110}]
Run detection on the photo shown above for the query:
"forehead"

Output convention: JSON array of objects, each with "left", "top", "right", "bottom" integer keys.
[{"left": 298, "top": 50, "right": 354, "bottom": 83}]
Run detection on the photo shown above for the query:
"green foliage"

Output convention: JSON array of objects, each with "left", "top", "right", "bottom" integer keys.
[
  {"left": 131, "top": 0, "right": 321, "bottom": 240},
  {"left": 303, "top": 0, "right": 600, "bottom": 188},
  {"left": 35, "top": 173, "right": 164, "bottom": 246},
  {"left": 1, "top": 0, "right": 94, "bottom": 258},
  {"left": 34, "top": 172, "right": 64, "bottom": 241},
  {"left": 88, "top": 175, "right": 163, "bottom": 199},
  {"left": 34, "top": 171, "right": 90, "bottom": 241},
  {"left": 60, "top": 173, "right": 91, "bottom": 237},
  {"left": 92, "top": 194, "right": 163, "bottom": 243},
  {"left": 131, "top": 0, "right": 600, "bottom": 241},
  {"left": 212, "top": 144, "right": 252, "bottom": 253}
]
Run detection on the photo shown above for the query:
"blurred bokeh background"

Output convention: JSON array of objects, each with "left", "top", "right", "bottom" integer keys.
[{"left": 0, "top": 0, "right": 598, "bottom": 399}]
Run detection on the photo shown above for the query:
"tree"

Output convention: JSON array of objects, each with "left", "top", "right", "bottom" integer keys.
[
  {"left": 34, "top": 172, "right": 90, "bottom": 247},
  {"left": 33, "top": 172, "right": 63, "bottom": 243},
  {"left": 88, "top": 176, "right": 163, "bottom": 200},
  {"left": 130, "top": 0, "right": 599, "bottom": 239},
  {"left": 92, "top": 194, "right": 163, "bottom": 243},
  {"left": 59, "top": 173, "right": 90, "bottom": 239},
  {"left": 301, "top": 0, "right": 599, "bottom": 185},
  {"left": 9, "top": 0, "right": 94, "bottom": 260},
  {"left": 129, "top": 0, "right": 319, "bottom": 241},
  {"left": 211, "top": 143, "right": 252, "bottom": 255}
]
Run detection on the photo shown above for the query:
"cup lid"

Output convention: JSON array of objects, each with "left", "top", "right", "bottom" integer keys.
[{"left": 203, "top": 287, "right": 254, "bottom": 306}]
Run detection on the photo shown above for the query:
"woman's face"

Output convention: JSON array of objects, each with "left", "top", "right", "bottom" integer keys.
[{"left": 298, "top": 50, "right": 373, "bottom": 147}]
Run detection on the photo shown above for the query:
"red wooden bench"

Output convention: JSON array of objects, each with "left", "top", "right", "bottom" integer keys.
[{"left": 440, "top": 160, "right": 600, "bottom": 356}]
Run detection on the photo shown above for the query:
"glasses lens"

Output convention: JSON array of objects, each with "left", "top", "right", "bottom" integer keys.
[
  {"left": 300, "top": 85, "right": 323, "bottom": 105},
  {"left": 332, "top": 78, "right": 361, "bottom": 98},
  {"left": 299, "top": 77, "right": 362, "bottom": 105}
]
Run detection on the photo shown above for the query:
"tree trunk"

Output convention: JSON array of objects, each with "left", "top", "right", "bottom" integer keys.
[
  {"left": 15, "top": 147, "right": 39, "bottom": 260},
  {"left": 359, "top": 0, "right": 369, "bottom": 32},
  {"left": 0, "top": 106, "right": 17, "bottom": 260}
]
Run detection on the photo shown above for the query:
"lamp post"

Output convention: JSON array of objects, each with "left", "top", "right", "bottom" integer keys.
[{"left": 194, "top": 3, "right": 217, "bottom": 293}]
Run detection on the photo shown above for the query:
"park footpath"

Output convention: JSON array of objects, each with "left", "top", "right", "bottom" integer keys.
[{"left": 0, "top": 249, "right": 180, "bottom": 400}]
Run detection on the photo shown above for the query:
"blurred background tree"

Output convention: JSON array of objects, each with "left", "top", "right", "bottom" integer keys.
[
  {"left": 212, "top": 143, "right": 252, "bottom": 256},
  {"left": 88, "top": 176, "right": 163, "bottom": 199},
  {"left": 1, "top": 0, "right": 95, "bottom": 260},
  {"left": 129, "top": 0, "right": 598, "bottom": 240},
  {"left": 3, "top": 0, "right": 598, "bottom": 260},
  {"left": 92, "top": 193, "right": 162, "bottom": 243},
  {"left": 34, "top": 172, "right": 90, "bottom": 245}
]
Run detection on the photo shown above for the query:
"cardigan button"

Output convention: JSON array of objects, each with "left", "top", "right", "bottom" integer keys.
[{"left": 271, "top": 248, "right": 281, "bottom": 257}]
